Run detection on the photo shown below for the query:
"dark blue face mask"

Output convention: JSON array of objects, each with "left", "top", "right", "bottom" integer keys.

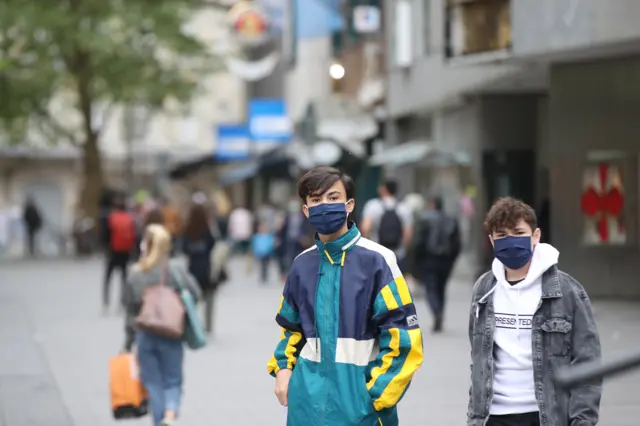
[
  {"left": 493, "top": 235, "right": 534, "bottom": 270},
  {"left": 307, "top": 202, "right": 351, "bottom": 235}
]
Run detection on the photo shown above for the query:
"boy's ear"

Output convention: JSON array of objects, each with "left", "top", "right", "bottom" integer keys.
[
  {"left": 302, "top": 204, "right": 310, "bottom": 219},
  {"left": 533, "top": 228, "right": 542, "bottom": 245}
]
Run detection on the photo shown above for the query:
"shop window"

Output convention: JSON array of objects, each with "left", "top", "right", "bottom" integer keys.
[
  {"left": 445, "top": 0, "right": 511, "bottom": 58},
  {"left": 581, "top": 159, "right": 627, "bottom": 246},
  {"left": 423, "top": 0, "right": 431, "bottom": 55}
]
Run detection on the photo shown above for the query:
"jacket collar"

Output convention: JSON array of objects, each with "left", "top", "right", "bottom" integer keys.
[
  {"left": 540, "top": 265, "right": 562, "bottom": 299},
  {"left": 477, "top": 264, "right": 563, "bottom": 306},
  {"left": 315, "top": 222, "right": 361, "bottom": 264}
]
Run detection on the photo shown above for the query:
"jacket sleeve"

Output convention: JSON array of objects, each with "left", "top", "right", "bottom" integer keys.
[
  {"left": 568, "top": 282, "right": 602, "bottom": 426},
  {"left": 367, "top": 255, "right": 424, "bottom": 411},
  {"left": 267, "top": 272, "right": 306, "bottom": 376}
]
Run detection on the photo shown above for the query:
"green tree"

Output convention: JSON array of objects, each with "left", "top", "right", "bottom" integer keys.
[{"left": 0, "top": 0, "right": 223, "bottom": 221}]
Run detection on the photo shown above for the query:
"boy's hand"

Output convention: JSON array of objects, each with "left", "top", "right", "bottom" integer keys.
[{"left": 275, "top": 368, "right": 292, "bottom": 406}]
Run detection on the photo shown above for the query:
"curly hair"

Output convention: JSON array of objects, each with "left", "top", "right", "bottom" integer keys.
[{"left": 484, "top": 197, "right": 537, "bottom": 234}]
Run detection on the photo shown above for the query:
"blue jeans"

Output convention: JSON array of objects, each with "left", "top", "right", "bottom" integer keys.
[{"left": 136, "top": 331, "right": 184, "bottom": 426}]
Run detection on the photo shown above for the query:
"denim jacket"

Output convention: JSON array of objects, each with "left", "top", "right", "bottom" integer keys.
[{"left": 467, "top": 265, "right": 602, "bottom": 426}]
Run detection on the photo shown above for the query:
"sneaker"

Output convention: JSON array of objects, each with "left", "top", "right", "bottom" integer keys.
[
  {"left": 432, "top": 315, "right": 443, "bottom": 334},
  {"left": 161, "top": 419, "right": 175, "bottom": 426}
]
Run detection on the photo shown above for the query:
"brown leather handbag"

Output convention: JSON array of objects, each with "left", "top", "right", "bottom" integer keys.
[{"left": 135, "top": 264, "right": 185, "bottom": 339}]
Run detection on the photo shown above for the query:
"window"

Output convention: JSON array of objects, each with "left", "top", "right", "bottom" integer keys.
[
  {"left": 423, "top": 0, "right": 431, "bottom": 54},
  {"left": 445, "top": 0, "right": 511, "bottom": 58},
  {"left": 392, "top": 0, "right": 413, "bottom": 67}
]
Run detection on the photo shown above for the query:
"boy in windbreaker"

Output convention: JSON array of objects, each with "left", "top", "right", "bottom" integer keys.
[
  {"left": 468, "top": 197, "right": 601, "bottom": 426},
  {"left": 267, "top": 167, "right": 424, "bottom": 426}
]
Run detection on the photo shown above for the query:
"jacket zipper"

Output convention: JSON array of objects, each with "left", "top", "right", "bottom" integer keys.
[{"left": 319, "top": 261, "right": 333, "bottom": 426}]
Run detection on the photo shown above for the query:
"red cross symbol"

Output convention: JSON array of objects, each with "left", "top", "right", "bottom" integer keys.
[{"left": 580, "top": 163, "right": 624, "bottom": 242}]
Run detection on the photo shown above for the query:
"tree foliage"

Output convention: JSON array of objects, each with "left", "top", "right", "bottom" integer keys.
[{"left": 0, "top": 0, "right": 223, "bottom": 218}]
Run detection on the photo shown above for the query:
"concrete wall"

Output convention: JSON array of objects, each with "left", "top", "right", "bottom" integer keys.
[
  {"left": 286, "top": 37, "right": 333, "bottom": 122},
  {"left": 0, "top": 159, "right": 79, "bottom": 231},
  {"left": 512, "top": 0, "right": 640, "bottom": 57},
  {"left": 428, "top": 95, "right": 540, "bottom": 272},
  {"left": 549, "top": 56, "right": 640, "bottom": 298},
  {"left": 385, "top": 0, "right": 520, "bottom": 117}
]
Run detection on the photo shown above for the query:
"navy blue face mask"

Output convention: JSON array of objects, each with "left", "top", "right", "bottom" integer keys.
[
  {"left": 307, "top": 201, "right": 351, "bottom": 235},
  {"left": 493, "top": 235, "right": 534, "bottom": 270}
]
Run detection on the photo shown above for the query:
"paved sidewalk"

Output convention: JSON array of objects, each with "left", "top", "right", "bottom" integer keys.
[{"left": 0, "top": 257, "right": 639, "bottom": 425}]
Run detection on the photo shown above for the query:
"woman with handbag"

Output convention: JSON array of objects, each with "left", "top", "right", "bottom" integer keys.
[{"left": 123, "top": 224, "right": 201, "bottom": 426}]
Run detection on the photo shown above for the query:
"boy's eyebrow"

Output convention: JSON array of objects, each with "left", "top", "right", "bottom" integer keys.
[{"left": 310, "top": 190, "right": 341, "bottom": 198}]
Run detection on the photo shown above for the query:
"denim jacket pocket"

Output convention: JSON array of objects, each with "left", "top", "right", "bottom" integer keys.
[{"left": 541, "top": 317, "right": 572, "bottom": 357}]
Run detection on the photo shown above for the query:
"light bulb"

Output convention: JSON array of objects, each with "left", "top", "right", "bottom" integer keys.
[{"left": 329, "top": 63, "right": 345, "bottom": 80}]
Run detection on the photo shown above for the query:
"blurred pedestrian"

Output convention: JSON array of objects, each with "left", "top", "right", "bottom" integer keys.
[
  {"left": 251, "top": 221, "right": 275, "bottom": 284},
  {"left": 182, "top": 201, "right": 217, "bottom": 333},
  {"left": 160, "top": 196, "right": 182, "bottom": 256},
  {"left": 209, "top": 191, "right": 231, "bottom": 294},
  {"left": 22, "top": 196, "right": 42, "bottom": 257},
  {"left": 123, "top": 224, "right": 201, "bottom": 426},
  {"left": 0, "top": 204, "right": 9, "bottom": 257},
  {"left": 360, "top": 179, "right": 414, "bottom": 273},
  {"left": 411, "top": 195, "right": 461, "bottom": 333},
  {"left": 103, "top": 195, "right": 136, "bottom": 315},
  {"left": 228, "top": 203, "right": 253, "bottom": 274},
  {"left": 275, "top": 195, "right": 312, "bottom": 282}
]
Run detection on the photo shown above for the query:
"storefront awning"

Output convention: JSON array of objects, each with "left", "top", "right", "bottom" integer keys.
[
  {"left": 218, "top": 159, "right": 260, "bottom": 186},
  {"left": 369, "top": 141, "right": 432, "bottom": 167}
]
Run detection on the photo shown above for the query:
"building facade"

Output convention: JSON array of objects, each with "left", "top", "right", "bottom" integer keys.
[{"left": 383, "top": 0, "right": 640, "bottom": 297}]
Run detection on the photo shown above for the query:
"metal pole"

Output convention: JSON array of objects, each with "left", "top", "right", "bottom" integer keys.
[
  {"left": 554, "top": 350, "right": 640, "bottom": 389},
  {"left": 122, "top": 106, "right": 135, "bottom": 194}
]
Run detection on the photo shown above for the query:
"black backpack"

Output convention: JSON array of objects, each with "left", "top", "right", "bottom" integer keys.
[
  {"left": 424, "top": 215, "right": 458, "bottom": 257},
  {"left": 378, "top": 207, "right": 403, "bottom": 249}
]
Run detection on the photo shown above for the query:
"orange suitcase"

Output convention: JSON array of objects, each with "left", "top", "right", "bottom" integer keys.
[{"left": 109, "top": 353, "right": 149, "bottom": 419}]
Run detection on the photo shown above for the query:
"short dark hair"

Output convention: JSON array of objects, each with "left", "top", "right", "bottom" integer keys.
[
  {"left": 484, "top": 197, "right": 538, "bottom": 234},
  {"left": 112, "top": 194, "right": 126, "bottom": 210},
  {"left": 382, "top": 179, "right": 398, "bottom": 196},
  {"left": 431, "top": 195, "right": 443, "bottom": 211},
  {"left": 297, "top": 167, "right": 355, "bottom": 202}
]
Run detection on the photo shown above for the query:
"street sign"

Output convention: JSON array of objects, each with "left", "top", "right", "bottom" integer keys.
[
  {"left": 215, "top": 124, "right": 251, "bottom": 160},
  {"left": 353, "top": 5, "right": 381, "bottom": 33},
  {"left": 248, "top": 99, "right": 292, "bottom": 150}
]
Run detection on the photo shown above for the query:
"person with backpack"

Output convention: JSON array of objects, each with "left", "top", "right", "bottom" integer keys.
[
  {"left": 411, "top": 195, "right": 461, "bottom": 333},
  {"left": 360, "top": 179, "right": 414, "bottom": 272},
  {"left": 103, "top": 195, "right": 136, "bottom": 315}
]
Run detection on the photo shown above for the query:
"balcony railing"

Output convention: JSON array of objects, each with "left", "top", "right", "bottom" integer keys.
[{"left": 445, "top": 0, "right": 511, "bottom": 58}]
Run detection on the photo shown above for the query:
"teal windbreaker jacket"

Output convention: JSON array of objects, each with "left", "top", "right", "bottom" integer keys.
[{"left": 268, "top": 224, "right": 424, "bottom": 426}]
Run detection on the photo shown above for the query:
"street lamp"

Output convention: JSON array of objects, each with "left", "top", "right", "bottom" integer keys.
[{"left": 329, "top": 62, "right": 345, "bottom": 80}]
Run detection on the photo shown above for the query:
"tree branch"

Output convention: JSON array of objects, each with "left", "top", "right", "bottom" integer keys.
[
  {"left": 202, "top": 0, "right": 232, "bottom": 11},
  {"left": 33, "top": 107, "right": 79, "bottom": 146}
]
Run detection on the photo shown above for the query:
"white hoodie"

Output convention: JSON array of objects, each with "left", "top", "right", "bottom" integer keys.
[{"left": 482, "top": 243, "right": 560, "bottom": 415}]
